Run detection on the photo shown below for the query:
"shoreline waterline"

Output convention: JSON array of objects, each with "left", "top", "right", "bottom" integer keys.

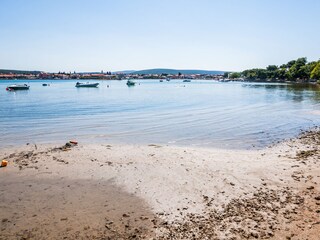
[{"left": 0, "top": 125, "right": 319, "bottom": 151}]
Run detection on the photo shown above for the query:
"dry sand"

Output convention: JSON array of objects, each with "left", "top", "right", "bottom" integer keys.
[{"left": 0, "top": 130, "right": 319, "bottom": 239}]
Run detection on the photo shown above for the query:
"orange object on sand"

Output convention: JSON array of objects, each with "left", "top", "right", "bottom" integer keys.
[
  {"left": 1, "top": 160, "right": 8, "bottom": 167},
  {"left": 69, "top": 140, "right": 78, "bottom": 145}
]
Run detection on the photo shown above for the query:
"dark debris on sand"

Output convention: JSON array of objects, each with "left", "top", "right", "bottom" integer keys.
[
  {"left": 156, "top": 188, "right": 305, "bottom": 239},
  {"left": 2, "top": 142, "right": 77, "bottom": 170}
]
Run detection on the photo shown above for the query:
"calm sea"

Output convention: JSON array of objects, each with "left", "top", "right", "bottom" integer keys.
[{"left": 1, "top": 80, "right": 320, "bottom": 149}]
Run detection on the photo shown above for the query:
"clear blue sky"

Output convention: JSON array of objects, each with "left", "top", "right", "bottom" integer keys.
[{"left": 0, "top": 0, "right": 319, "bottom": 72}]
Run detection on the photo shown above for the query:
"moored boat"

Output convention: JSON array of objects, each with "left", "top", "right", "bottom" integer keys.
[
  {"left": 219, "top": 78, "right": 231, "bottom": 82},
  {"left": 126, "top": 80, "right": 136, "bottom": 86},
  {"left": 6, "top": 84, "right": 30, "bottom": 91},
  {"left": 75, "top": 82, "right": 99, "bottom": 88},
  {"left": 183, "top": 79, "right": 191, "bottom": 82}
]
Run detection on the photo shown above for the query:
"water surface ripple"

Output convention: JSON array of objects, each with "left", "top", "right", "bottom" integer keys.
[{"left": 1, "top": 80, "right": 319, "bottom": 149}]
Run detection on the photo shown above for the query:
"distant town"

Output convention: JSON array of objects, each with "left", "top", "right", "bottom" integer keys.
[{"left": 0, "top": 70, "right": 228, "bottom": 81}]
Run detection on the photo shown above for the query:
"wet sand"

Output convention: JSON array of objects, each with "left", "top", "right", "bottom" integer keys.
[{"left": 0, "top": 130, "right": 320, "bottom": 239}]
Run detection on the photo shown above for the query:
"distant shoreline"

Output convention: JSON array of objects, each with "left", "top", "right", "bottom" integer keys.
[{"left": 0, "top": 78, "right": 320, "bottom": 85}]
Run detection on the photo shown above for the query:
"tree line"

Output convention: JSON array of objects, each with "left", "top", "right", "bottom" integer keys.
[{"left": 227, "top": 57, "right": 320, "bottom": 82}]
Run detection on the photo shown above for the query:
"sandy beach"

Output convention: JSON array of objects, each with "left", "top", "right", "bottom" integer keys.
[{"left": 0, "top": 130, "right": 320, "bottom": 239}]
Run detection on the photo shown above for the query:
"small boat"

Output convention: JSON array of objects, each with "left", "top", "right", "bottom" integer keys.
[
  {"left": 126, "top": 80, "right": 136, "bottom": 86},
  {"left": 159, "top": 79, "right": 164, "bottom": 82},
  {"left": 219, "top": 79, "right": 231, "bottom": 82},
  {"left": 42, "top": 83, "right": 50, "bottom": 86},
  {"left": 183, "top": 79, "right": 191, "bottom": 82},
  {"left": 75, "top": 82, "right": 99, "bottom": 88},
  {"left": 166, "top": 78, "right": 171, "bottom": 82},
  {"left": 6, "top": 84, "right": 30, "bottom": 91}
]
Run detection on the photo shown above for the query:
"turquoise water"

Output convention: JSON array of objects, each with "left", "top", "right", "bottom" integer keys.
[{"left": 1, "top": 79, "right": 320, "bottom": 149}]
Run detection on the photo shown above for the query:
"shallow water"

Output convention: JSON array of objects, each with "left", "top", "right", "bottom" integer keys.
[{"left": 1, "top": 80, "right": 320, "bottom": 149}]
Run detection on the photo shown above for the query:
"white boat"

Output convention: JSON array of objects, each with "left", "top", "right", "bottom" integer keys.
[
  {"left": 75, "top": 82, "right": 99, "bottom": 88},
  {"left": 6, "top": 84, "right": 30, "bottom": 91}
]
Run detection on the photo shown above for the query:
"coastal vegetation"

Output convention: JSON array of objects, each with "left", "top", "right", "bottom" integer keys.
[{"left": 229, "top": 57, "right": 320, "bottom": 82}]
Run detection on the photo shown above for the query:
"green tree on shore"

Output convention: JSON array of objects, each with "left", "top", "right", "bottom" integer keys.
[
  {"left": 241, "top": 57, "right": 319, "bottom": 82},
  {"left": 287, "top": 57, "right": 308, "bottom": 80},
  {"left": 266, "top": 65, "right": 278, "bottom": 79},
  {"left": 311, "top": 61, "right": 320, "bottom": 80},
  {"left": 229, "top": 72, "right": 241, "bottom": 79}
]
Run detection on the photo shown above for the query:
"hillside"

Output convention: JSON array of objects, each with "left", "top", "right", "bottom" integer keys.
[{"left": 0, "top": 69, "right": 41, "bottom": 74}]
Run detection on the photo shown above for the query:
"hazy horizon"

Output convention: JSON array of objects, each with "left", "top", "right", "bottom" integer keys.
[{"left": 1, "top": 0, "right": 319, "bottom": 72}]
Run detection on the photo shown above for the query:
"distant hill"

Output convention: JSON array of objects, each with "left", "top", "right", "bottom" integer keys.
[
  {"left": 112, "top": 70, "right": 136, "bottom": 74},
  {"left": 130, "top": 68, "right": 225, "bottom": 75},
  {"left": 0, "top": 69, "right": 41, "bottom": 74}
]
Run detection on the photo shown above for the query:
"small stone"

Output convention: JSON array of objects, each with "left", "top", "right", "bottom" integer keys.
[
  {"left": 234, "top": 217, "right": 241, "bottom": 223},
  {"left": 250, "top": 232, "right": 259, "bottom": 238},
  {"left": 267, "top": 231, "right": 274, "bottom": 236}
]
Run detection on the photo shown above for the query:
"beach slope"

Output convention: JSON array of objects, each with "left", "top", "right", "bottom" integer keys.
[{"left": 0, "top": 131, "right": 319, "bottom": 239}]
